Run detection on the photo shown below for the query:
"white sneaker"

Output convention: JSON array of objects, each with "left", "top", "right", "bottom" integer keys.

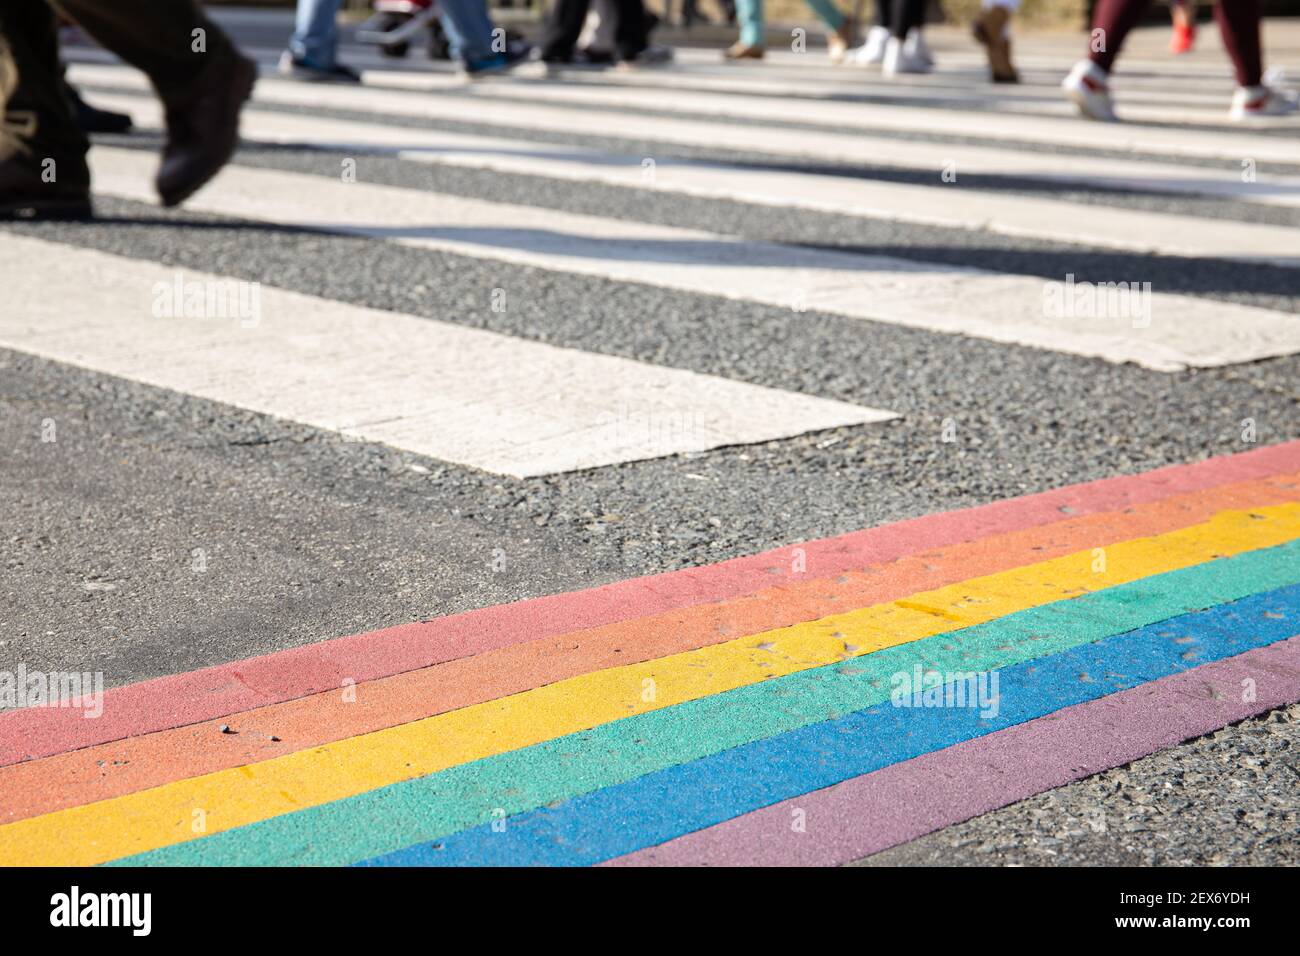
[
  {"left": 1230, "top": 85, "right": 1299, "bottom": 121},
  {"left": 882, "top": 36, "right": 931, "bottom": 77},
  {"left": 902, "top": 29, "right": 933, "bottom": 68},
  {"left": 1062, "top": 59, "right": 1117, "bottom": 121},
  {"left": 847, "top": 26, "right": 889, "bottom": 66}
]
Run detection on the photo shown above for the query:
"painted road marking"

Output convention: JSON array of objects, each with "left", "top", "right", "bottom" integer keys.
[
  {"left": 82, "top": 93, "right": 1300, "bottom": 266},
  {"left": 605, "top": 635, "right": 1300, "bottom": 867},
  {"left": 4, "top": 504, "right": 1299, "bottom": 866},
  {"left": 70, "top": 62, "right": 1300, "bottom": 164},
  {"left": 5, "top": 470, "right": 1297, "bottom": 823},
  {"left": 0, "top": 233, "right": 891, "bottom": 478},
  {"left": 87, "top": 147, "right": 1300, "bottom": 371},
  {"left": 3, "top": 445, "right": 1299, "bottom": 866},
  {"left": 365, "top": 587, "right": 1300, "bottom": 866},
  {"left": 116, "top": 548, "right": 1300, "bottom": 867},
  {"left": 71, "top": 65, "right": 1300, "bottom": 206},
  {"left": 4, "top": 440, "right": 1297, "bottom": 769}
]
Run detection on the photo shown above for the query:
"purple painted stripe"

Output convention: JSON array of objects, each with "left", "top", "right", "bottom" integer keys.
[{"left": 604, "top": 635, "right": 1300, "bottom": 867}]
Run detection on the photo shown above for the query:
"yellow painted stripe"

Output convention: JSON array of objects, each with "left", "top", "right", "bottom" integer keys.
[{"left": 5, "top": 504, "right": 1299, "bottom": 867}]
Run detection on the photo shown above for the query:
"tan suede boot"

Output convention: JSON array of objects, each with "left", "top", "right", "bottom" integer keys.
[{"left": 972, "top": 6, "right": 1019, "bottom": 84}]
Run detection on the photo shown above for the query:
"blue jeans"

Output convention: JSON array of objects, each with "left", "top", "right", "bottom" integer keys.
[
  {"left": 287, "top": 0, "right": 345, "bottom": 68},
  {"left": 438, "top": 0, "right": 499, "bottom": 64},
  {"left": 289, "top": 0, "right": 497, "bottom": 67}
]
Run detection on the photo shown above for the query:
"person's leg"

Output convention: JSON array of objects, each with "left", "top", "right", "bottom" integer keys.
[
  {"left": 53, "top": 0, "right": 238, "bottom": 98},
  {"left": 1063, "top": 0, "right": 1150, "bottom": 119},
  {"left": 888, "top": 0, "right": 923, "bottom": 39},
  {"left": 52, "top": 0, "right": 255, "bottom": 207},
  {"left": 540, "top": 0, "right": 593, "bottom": 59},
  {"left": 1213, "top": 0, "right": 1262, "bottom": 87},
  {"left": 437, "top": 0, "right": 497, "bottom": 63},
  {"left": 589, "top": 0, "right": 619, "bottom": 53},
  {"left": 610, "top": 0, "right": 652, "bottom": 59},
  {"left": 0, "top": 0, "right": 87, "bottom": 169},
  {"left": 733, "top": 0, "right": 763, "bottom": 47},
  {"left": 287, "top": 0, "right": 344, "bottom": 67},
  {"left": 803, "top": 0, "right": 845, "bottom": 32},
  {"left": 1087, "top": 0, "right": 1154, "bottom": 74},
  {"left": 974, "top": 0, "right": 1019, "bottom": 82}
]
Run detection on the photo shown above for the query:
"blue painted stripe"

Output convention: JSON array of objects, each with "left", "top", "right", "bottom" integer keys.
[{"left": 360, "top": 581, "right": 1300, "bottom": 866}]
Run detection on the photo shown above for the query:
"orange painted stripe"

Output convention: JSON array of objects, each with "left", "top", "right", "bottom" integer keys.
[{"left": 2, "top": 469, "right": 1297, "bottom": 825}]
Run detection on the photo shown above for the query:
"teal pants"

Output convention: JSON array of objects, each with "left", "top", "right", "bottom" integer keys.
[{"left": 736, "top": 0, "right": 846, "bottom": 47}]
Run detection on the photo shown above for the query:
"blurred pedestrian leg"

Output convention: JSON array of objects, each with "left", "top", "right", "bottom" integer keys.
[
  {"left": 572, "top": 0, "right": 671, "bottom": 66},
  {"left": 881, "top": 0, "right": 929, "bottom": 76},
  {"left": 1170, "top": 0, "right": 1197, "bottom": 53},
  {"left": 1062, "top": 0, "right": 1295, "bottom": 122},
  {"left": 281, "top": 0, "right": 362, "bottom": 82},
  {"left": 440, "top": 0, "right": 532, "bottom": 74},
  {"left": 0, "top": 0, "right": 91, "bottom": 218},
  {"left": 972, "top": 0, "right": 1019, "bottom": 83},
  {"left": 541, "top": 0, "right": 651, "bottom": 65},
  {"left": 725, "top": 0, "right": 851, "bottom": 62},
  {"left": 846, "top": 0, "right": 889, "bottom": 65},
  {"left": 1, "top": 0, "right": 255, "bottom": 218}
]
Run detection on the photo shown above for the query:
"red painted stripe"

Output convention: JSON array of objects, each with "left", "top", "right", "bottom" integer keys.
[
  {"left": 3, "top": 439, "right": 1298, "bottom": 766},
  {"left": 604, "top": 635, "right": 1300, "bottom": 867}
]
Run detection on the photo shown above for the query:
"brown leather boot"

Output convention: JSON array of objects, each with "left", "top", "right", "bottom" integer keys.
[
  {"left": 973, "top": 5, "right": 1019, "bottom": 84},
  {"left": 155, "top": 50, "right": 257, "bottom": 208},
  {"left": 0, "top": 112, "right": 92, "bottom": 221}
]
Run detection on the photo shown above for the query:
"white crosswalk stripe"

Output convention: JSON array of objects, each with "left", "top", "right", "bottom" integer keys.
[
  {"left": 85, "top": 145, "right": 1300, "bottom": 372},
  {"left": 12, "top": 50, "right": 1300, "bottom": 477},
  {"left": 69, "top": 65, "right": 1300, "bottom": 207},
  {"left": 0, "top": 233, "right": 892, "bottom": 477},
  {"left": 80, "top": 92, "right": 1300, "bottom": 265},
  {"left": 71, "top": 62, "right": 1300, "bottom": 161}
]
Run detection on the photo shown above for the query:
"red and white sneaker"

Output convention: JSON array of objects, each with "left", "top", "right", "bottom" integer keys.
[
  {"left": 1230, "top": 85, "right": 1300, "bottom": 121},
  {"left": 1062, "top": 59, "right": 1117, "bottom": 122}
]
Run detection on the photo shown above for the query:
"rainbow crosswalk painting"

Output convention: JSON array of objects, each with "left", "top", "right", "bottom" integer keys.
[{"left": 2, "top": 441, "right": 1299, "bottom": 867}]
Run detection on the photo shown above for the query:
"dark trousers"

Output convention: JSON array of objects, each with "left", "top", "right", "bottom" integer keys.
[
  {"left": 872, "top": 0, "right": 923, "bottom": 38},
  {"left": 539, "top": 0, "right": 649, "bottom": 60},
  {"left": 1, "top": 0, "right": 235, "bottom": 165},
  {"left": 1089, "top": 0, "right": 1261, "bottom": 86}
]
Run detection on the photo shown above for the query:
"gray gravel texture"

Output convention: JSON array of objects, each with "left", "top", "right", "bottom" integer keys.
[{"left": 3, "top": 20, "right": 1299, "bottom": 865}]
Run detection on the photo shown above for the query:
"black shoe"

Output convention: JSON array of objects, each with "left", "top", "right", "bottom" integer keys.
[
  {"left": 156, "top": 52, "right": 257, "bottom": 209},
  {"left": 0, "top": 150, "right": 92, "bottom": 221},
  {"left": 540, "top": 48, "right": 615, "bottom": 73},
  {"left": 574, "top": 47, "right": 616, "bottom": 66},
  {"left": 618, "top": 45, "right": 674, "bottom": 68},
  {"left": 67, "top": 84, "right": 133, "bottom": 135}
]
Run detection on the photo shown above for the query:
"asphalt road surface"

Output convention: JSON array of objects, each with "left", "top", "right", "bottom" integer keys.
[{"left": 1, "top": 10, "right": 1298, "bottom": 866}]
